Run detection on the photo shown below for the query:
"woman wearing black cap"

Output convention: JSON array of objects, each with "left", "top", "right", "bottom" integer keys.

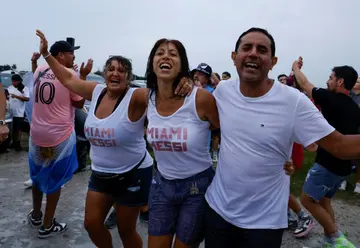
[{"left": 7, "top": 74, "right": 29, "bottom": 150}]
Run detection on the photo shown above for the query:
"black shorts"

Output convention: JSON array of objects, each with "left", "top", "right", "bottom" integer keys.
[
  {"left": 12, "top": 117, "right": 24, "bottom": 133},
  {"left": 205, "top": 203, "right": 284, "bottom": 248},
  {"left": 88, "top": 166, "right": 153, "bottom": 206}
]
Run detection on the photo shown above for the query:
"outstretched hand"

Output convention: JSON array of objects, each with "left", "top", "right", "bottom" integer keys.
[
  {"left": 36, "top": 30, "right": 49, "bottom": 56},
  {"left": 80, "top": 59, "right": 94, "bottom": 78}
]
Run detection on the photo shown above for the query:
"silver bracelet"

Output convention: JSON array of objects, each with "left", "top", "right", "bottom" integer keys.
[{"left": 43, "top": 53, "right": 51, "bottom": 59}]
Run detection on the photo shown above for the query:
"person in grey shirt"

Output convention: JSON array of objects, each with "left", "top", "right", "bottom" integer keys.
[{"left": 342, "top": 77, "right": 360, "bottom": 193}]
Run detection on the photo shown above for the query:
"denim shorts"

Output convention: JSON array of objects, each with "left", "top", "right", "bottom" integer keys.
[
  {"left": 148, "top": 166, "right": 215, "bottom": 245},
  {"left": 88, "top": 165, "right": 153, "bottom": 206},
  {"left": 303, "top": 163, "right": 345, "bottom": 201}
]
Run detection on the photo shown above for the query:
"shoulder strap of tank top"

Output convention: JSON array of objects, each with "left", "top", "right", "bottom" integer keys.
[
  {"left": 94, "top": 87, "right": 129, "bottom": 114},
  {"left": 190, "top": 87, "right": 199, "bottom": 100},
  {"left": 187, "top": 87, "right": 199, "bottom": 119},
  {"left": 146, "top": 89, "right": 155, "bottom": 111}
]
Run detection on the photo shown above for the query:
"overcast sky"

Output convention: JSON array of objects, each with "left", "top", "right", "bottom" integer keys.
[{"left": 1, "top": 0, "right": 358, "bottom": 87}]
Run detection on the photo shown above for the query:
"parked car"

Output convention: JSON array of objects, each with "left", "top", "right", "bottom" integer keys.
[
  {"left": 0, "top": 72, "right": 15, "bottom": 89},
  {"left": 130, "top": 80, "right": 146, "bottom": 88},
  {"left": 86, "top": 73, "right": 105, "bottom": 84}
]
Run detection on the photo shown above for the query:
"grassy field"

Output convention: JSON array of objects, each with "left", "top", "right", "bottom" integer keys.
[{"left": 291, "top": 151, "right": 360, "bottom": 204}]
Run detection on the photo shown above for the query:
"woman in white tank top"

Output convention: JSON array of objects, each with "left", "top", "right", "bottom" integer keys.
[
  {"left": 37, "top": 31, "right": 193, "bottom": 248},
  {"left": 145, "top": 39, "right": 220, "bottom": 248}
]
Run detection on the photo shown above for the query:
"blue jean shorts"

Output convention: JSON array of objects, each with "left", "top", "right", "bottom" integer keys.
[
  {"left": 88, "top": 165, "right": 153, "bottom": 206},
  {"left": 303, "top": 163, "right": 345, "bottom": 201},
  {"left": 148, "top": 166, "right": 215, "bottom": 245}
]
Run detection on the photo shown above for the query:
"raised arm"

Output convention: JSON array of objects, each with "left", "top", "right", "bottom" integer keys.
[
  {"left": 292, "top": 57, "right": 316, "bottom": 99},
  {"left": 36, "top": 30, "right": 97, "bottom": 101},
  {"left": 31, "top": 52, "right": 40, "bottom": 73}
]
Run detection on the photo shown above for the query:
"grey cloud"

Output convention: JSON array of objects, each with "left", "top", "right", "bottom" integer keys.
[{"left": 1, "top": 0, "right": 358, "bottom": 87}]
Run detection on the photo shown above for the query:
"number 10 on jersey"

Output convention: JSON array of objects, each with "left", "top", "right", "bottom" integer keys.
[{"left": 34, "top": 81, "right": 55, "bottom": 104}]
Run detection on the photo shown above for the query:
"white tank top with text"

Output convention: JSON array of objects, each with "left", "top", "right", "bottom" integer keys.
[
  {"left": 146, "top": 87, "right": 212, "bottom": 180},
  {"left": 85, "top": 85, "right": 153, "bottom": 173}
]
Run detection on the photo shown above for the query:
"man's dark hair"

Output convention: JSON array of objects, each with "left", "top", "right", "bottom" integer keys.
[
  {"left": 277, "top": 74, "right": 287, "bottom": 80},
  {"left": 11, "top": 74, "right": 22, "bottom": 83},
  {"left": 222, "top": 71, "right": 231, "bottom": 77},
  {"left": 234, "top": 27, "right": 276, "bottom": 57},
  {"left": 332, "top": 66, "right": 358, "bottom": 90}
]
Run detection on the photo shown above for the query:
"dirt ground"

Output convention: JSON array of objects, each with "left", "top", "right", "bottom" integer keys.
[{"left": 0, "top": 150, "right": 359, "bottom": 248}]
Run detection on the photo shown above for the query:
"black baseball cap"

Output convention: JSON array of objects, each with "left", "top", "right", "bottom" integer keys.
[
  {"left": 50, "top": 40, "right": 80, "bottom": 56},
  {"left": 11, "top": 74, "right": 22, "bottom": 82},
  {"left": 192, "top": 63, "right": 212, "bottom": 77}
]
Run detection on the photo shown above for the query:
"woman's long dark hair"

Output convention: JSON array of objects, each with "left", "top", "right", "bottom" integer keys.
[{"left": 146, "top": 39, "right": 191, "bottom": 103}]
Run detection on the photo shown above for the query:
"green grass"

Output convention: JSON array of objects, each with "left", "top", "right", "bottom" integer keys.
[{"left": 291, "top": 151, "right": 360, "bottom": 205}]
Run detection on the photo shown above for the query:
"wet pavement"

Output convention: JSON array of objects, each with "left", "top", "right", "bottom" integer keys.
[{"left": 1, "top": 148, "right": 360, "bottom": 248}]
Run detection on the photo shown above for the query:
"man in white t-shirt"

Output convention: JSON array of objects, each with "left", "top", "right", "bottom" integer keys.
[
  {"left": 204, "top": 27, "right": 360, "bottom": 248},
  {"left": 7, "top": 74, "right": 29, "bottom": 151}
]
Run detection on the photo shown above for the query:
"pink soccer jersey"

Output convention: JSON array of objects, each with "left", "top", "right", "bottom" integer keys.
[{"left": 31, "top": 64, "right": 83, "bottom": 147}]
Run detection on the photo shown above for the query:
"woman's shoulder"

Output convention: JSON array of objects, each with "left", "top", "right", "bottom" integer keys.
[
  {"left": 131, "top": 88, "right": 149, "bottom": 104},
  {"left": 196, "top": 87, "right": 215, "bottom": 103}
]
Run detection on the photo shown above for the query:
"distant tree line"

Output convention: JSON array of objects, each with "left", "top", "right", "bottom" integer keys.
[{"left": 0, "top": 64, "right": 17, "bottom": 72}]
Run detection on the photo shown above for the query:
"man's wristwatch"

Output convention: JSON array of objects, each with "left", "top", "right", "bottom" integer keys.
[{"left": 0, "top": 120, "right": 6, "bottom": 125}]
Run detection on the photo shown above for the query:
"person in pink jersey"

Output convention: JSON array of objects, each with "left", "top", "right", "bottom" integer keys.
[{"left": 27, "top": 39, "right": 84, "bottom": 239}]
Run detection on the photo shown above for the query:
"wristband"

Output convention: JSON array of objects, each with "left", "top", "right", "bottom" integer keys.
[{"left": 43, "top": 53, "right": 51, "bottom": 59}]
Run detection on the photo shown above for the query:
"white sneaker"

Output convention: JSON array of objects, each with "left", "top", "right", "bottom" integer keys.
[
  {"left": 339, "top": 181, "right": 346, "bottom": 191},
  {"left": 354, "top": 183, "right": 360, "bottom": 193},
  {"left": 24, "top": 179, "right": 33, "bottom": 188}
]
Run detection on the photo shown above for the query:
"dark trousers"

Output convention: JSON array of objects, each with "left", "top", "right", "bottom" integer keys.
[
  {"left": 205, "top": 203, "right": 284, "bottom": 248},
  {"left": 76, "top": 140, "right": 90, "bottom": 171},
  {"left": 74, "top": 108, "right": 89, "bottom": 171}
]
